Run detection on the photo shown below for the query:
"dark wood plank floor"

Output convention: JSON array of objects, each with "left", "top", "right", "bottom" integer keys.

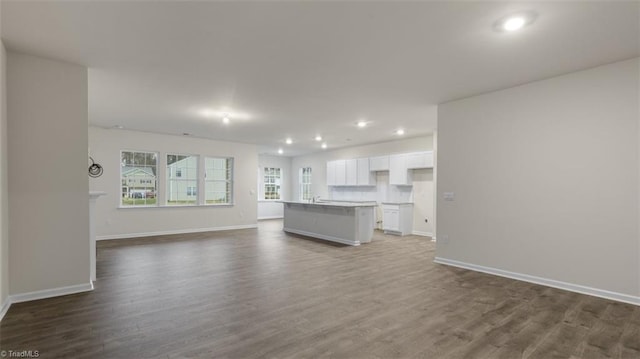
[{"left": 1, "top": 219, "right": 639, "bottom": 358}]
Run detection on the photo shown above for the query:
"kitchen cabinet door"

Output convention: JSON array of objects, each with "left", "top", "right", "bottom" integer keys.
[
  {"left": 357, "top": 158, "right": 376, "bottom": 186},
  {"left": 369, "top": 156, "right": 389, "bottom": 171},
  {"left": 406, "top": 151, "right": 434, "bottom": 169},
  {"left": 334, "top": 160, "right": 346, "bottom": 186},
  {"left": 383, "top": 209, "right": 400, "bottom": 231},
  {"left": 389, "top": 154, "right": 411, "bottom": 185},
  {"left": 345, "top": 159, "right": 357, "bottom": 186}
]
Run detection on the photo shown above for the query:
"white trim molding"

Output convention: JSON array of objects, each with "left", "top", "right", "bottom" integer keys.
[
  {"left": 96, "top": 224, "right": 258, "bottom": 241},
  {"left": 10, "top": 282, "right": 94, "bottom": 304},
  {"left": 434, "top": 257, "right": 640, "bottom": 306},
  {"left": 258, "top": 216, "right": 284, "bottom": 220},
  {"left": 0, "top": 297, "right": 10, "bottom": 322},
  {"left": 412, "top": 230, "right": 433, "bottom": 237}
]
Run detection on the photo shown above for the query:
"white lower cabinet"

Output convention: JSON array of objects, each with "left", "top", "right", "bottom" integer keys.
[{"left": 381, "top": 203, "right": 413, "bottom": 236}]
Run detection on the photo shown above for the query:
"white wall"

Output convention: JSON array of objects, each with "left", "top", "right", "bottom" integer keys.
[
  {"left": 0, "top": 1, "right": 9, "bottom": 311},
  {"left": 291, "top": 136, "right": 434, "bottom": 235},
  {"left": 257, "top": 155, "right": 291, "bottom": 219},
  {"left": 436, "top": 58, "right": 640, "bottom": 301},
  {"left": 7, "top": 52, "right": 90, "bottom": 295},
  {"left": 89, "top": 127, "right": 258, "bottom": 239}
]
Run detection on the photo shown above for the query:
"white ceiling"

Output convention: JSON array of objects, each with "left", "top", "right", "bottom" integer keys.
[{"left": 2, "top": 1, "right": 638, "bottom": 156}]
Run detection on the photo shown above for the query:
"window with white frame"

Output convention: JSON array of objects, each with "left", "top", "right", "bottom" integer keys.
[
  {"left": 120, "top": 151, "right": 158, "bottom": 206},
  {"left": 300, "top": 167, "right": 312, "bottom": 201},
  {"left": 205, "top": 157, "right": 233, "bottom": 204},
  {"left": 167, "top": 154, "right": 198, "bottom": 205},
  {"left": 263, "top": 167, "right": 281, "bottom": 200}
]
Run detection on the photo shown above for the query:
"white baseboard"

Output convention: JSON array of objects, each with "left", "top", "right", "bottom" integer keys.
[
  {"left": 258, "top": 216, "right": 283, "bottom": 220},
  {"left": 412, "top": 230, "right": 433, "bottom": 237},
  {"left": 0, "top": 296, "right": 10, "bottom": 322},
  {"left": 96, "top": 224, "right": 258, "bottom": 241},
  {"left": 10, "top": 282, "right": 94, "bottom": 304},
  {"left": 434, "top": 257, "right": 640, "bottom": 306}
]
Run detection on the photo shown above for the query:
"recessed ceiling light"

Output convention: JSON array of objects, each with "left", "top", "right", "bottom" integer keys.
[
  {"left": 321, "top": 143, "right": 327, "bottom": 149},
  {"left": 357, "top": 120, "right": 367, "bottom": 128},
  {"left": 396, "top": 129, "right": 405, "bottom": 135},
  {"left": 222, "top": 113, "right": 230, "bottom": 124},
  {"left": 494, "top": 11, "right": 537, "bottom": 32},
  {"left": 315, "top": 135, "right": 322, "bottom": 141},
  {"left": 285, "top": 138, "right": 293, "bottom": 145},
  {"left": 278, "top": 148, "right": 283, "bottom": 155},
  {"left": 503, "top": 17, "right": 525, "bottom": 31}
]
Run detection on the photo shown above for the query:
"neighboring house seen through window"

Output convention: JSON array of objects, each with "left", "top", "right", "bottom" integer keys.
[
  {"left": 121, "top": 150, "right": 158, "bottom": 206},
  {"left": 120, "top": 150, "right": 234, "bottom": 207},
  {"left": 205, "top": 157, "right": 233, "bottom": 204},
  {"left": 167, "top": 154, "right": 198, "bottom": 205}
]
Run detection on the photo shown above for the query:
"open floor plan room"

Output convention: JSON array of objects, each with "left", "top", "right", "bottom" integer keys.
[{"left": 0, "top": 1, "right": 639, "bottom": 358}]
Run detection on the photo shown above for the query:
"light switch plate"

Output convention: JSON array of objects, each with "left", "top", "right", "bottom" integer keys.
[{"left": 443, "top": 192, "right": 455, "bottom": 201}]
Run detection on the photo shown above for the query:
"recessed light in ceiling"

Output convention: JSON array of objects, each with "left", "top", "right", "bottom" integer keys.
[
  {"left": 222, "top": 115, "right": 230, "bottom": 124},
  {"left": 504, "top": 17, "right": 526, "bottom": 31},
  {"left": 494, "top": 11, "right": 537, "bottom": 32},
  {"left": 396, "top": 129, "right": 405, "bottom": 136},
  {"left": 315, "top": 135, "right": 322, "bottom": 141},
  {"left": 285, "top": 138, "right": 293, "bottom": 145},
  {"left": 321, "top": 143, "right": 327, "bottom": 149},
  {"left": 357, "top": 120, "right": 367, "bottom": 128},
  {"left": 278, "top": 148, "right": 283, "bottom": 155}
]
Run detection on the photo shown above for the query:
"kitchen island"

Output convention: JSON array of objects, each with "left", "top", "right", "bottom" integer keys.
[{"left": 281, "top": 201, "right": 376, "bottom": 246}]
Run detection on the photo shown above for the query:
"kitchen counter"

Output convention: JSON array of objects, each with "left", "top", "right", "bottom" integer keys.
[
  {"left": 281, "top": 201, "right": 375, "bottom": 246},
  {"left": 281, "top": 200, "right": 376, "bottom": 208}
]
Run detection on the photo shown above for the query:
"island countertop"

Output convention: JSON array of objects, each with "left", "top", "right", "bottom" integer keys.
[
  {"left": 280, "top": 200, "right": 377, "bottom": 208},
  {"left": 281, "top": 201, "right": 375, "bottom": 246}
]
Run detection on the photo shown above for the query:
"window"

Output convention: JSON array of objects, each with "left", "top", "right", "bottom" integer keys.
[
  {"left": 300, "top": 167, "right": 312, "bottom": 201},
  {"left": 263, "top": 167, "right": 281, "bottom": 200},
  {"left": 205, "top": 157, "right": 233, "bottom": 204},
  {"left": 167, "top": 154, "right": 198, "bottom": 205},
  {"left": 121, "top": 151, "right": 158, "bottom": 206}
]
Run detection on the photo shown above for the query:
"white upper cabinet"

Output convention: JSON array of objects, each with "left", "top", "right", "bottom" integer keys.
[
  {"left": 326, "top": 161, "right": 336, "bottom": 186},
  {"left": 327, "top": 160, "right": 346, "bottom": 186},
  {"left": 334, "top": 160, "right": 346, "bottom": 185},
  {"left": 327, "top": 151, "right": 431, "bottom": 187},
  {"left": 328, "top": 158, "right": 375, "bottom": 186},
  {"left": 405, "top": 151, "right": 434, "bottom": 169},
  {"left": 356, "top": 158, "right": 376, "bottom": 186},
  {"left": 369, "top": 156, "right": 390, "bottom": 171},
  {"left": 389, "top": 154, "right": 412, "bottom": 185},
  {"left": 345, "top": 159, "right": 358, "bottom": 186}
]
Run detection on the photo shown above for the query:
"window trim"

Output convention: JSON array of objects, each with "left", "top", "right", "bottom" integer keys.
[
  {"left": 166, "top": 153, "right": 200, "bottom": 206},
  {"left": 120, "top": 149, "right": 159, "bottom": 208},
  {"left": 262, "top": 167, "right": 282, "bottom": 201},
  {"left": 299, "top": 167, "right": 312, "bottom": 201},
  {"left": 118, "top": 149, "right": 236, "bottom": 209},
  {"left": 204, "top": 156, "right": 234, "bottom": 205}
]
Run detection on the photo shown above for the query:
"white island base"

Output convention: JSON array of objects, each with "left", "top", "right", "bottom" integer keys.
[{"left": 282, "top": 201, "right": 375, "bottom": 246}]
